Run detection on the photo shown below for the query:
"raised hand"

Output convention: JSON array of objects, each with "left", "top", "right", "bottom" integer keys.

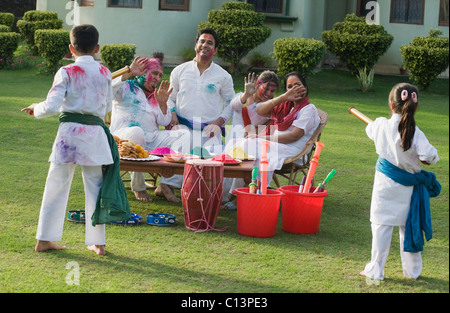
[
  {"left": 129, "top": 56, "right": 151, "bottom": 77},
  {"left": 154, "top": 80, "right": 173, "bottom": 106},
  {"left": 284, "top": 85, "right": 306, "bottom": 102},
  {"left": 244, "top": 72, "right": 258, "bottom": 97}
]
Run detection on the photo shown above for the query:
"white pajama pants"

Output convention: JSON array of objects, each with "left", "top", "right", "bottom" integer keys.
[
  {"left": 364, "top": 223, "right": 422, "bottom": 280},
  {"left": 36, "top": 162, "right": 105, "bottom": 246}
]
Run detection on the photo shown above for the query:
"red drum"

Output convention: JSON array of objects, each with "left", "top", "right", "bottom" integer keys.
[{"left": 181, "top": 159, "right": 225, "bottom": 232}]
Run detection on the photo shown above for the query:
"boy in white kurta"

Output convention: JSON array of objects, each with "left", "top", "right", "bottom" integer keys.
[
  {"left": 361, "top": 83, "right": 439, "bottom": 281},
  {"left": 22, "top": 25, "right": 113, "bottom": 255}
]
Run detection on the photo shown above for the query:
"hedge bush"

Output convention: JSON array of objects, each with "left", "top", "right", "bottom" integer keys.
[
  {"left": 17, "top": 10, "right": 63, "bottom": 55},
  {"left": 100, "top": 44, "right": 136, "bottom": 72},
  {"left": 322, "top": 14, "right": 393, "bottom": 75},
  {"left": 272, "top": 37, "right": 327, "bottom": 77},
  {"left": 0, "top": 25, "right": 11, "bottom": 32},
  {"left": 0, "top": 32, "right": 21, "bottom": 69},
  {"left": 198, "top": 1, "right": 271, "bottom": 73},
  {"left": 400, "top": 30, "right": 449, "bottom": 90},
  {"left": 35, "top": 29, "right": 70, "bottom": 73},
  {"left": 0, "top": 12, "right": 14, "bottom": 28}
]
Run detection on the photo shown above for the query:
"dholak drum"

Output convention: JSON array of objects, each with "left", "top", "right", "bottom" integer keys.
[{"left": 181, "top": 159, "right": 226, "bottom": 232}]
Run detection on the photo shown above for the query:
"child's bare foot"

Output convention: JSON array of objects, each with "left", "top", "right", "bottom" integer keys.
[
  {"left": 88, "top": 245, "right": 106, "bottom": 255},
  {"left": 35, "top": 240, "right": 66, "bottom": 252},
  {"left": 134, "top": 190, "right": 152, "bottom": 202}
]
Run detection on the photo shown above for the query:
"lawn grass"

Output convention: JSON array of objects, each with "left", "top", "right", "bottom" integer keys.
[{"left": 0, "top": 63, "right": 448, "bottom": 295}]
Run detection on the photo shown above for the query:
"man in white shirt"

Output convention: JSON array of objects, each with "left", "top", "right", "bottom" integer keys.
[{"left": 155, "top": 28, "right": 235, "bottom": 202}]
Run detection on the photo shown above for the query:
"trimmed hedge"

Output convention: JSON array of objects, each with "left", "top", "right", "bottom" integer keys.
[
  {"left": 100, "top": 44, "right": 136, "bottom": 72},
  {"left": 272, "top": 37, "right": 327, "bottom": 77},
  {"left": 0, "top": 12, "right": 14, "bottom": 28},
  {"left": 400, "top": 30, "right": 449, "bottom": 90},
  {"left": 0, "top": 25, "right": 11, "bottom": 32},
  {"left": 0, "top": 32, "right": 21, "bottom": 69},
  {"left": 17, "top": 10, "right": 63, "bottom": 55},
  {"left": 35, "top": 29, "right": 70, "bottom": 72},
  {"left": 322, "top": 14, "right": 393, "bottom": 75}
]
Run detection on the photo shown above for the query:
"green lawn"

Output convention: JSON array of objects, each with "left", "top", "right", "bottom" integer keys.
[{"left": 0, "top": 63, "right": 448, "bottom": 295}]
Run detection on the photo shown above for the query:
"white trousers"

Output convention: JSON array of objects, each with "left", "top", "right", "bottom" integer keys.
[
  {"left": 364, "top": 223, "right": 422, "bottom": 280},
  {"left": 36, "top": 163, "right": 105, "bottom": 245}
]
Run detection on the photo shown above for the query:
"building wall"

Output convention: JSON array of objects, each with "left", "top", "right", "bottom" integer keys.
[
  {"left": 36, "top": 0, "right": 449, "bottom": 75},
  {"left": 376, "top": 0, "right": 449, "bottom": 74}
]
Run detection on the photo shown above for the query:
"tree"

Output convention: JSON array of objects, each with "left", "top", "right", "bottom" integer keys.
[
  {"left": 322, "top": 14, "right": 393, "bottom": 75},
  {"left": 400, "top": 29, "right": 449, "bottom": 90},
  {"left": 198, "top": 1, "right": 271, "bottom": 74}
]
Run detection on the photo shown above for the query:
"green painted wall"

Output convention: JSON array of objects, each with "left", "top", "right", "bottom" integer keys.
[{"left": 36, "top": 0, "right": 449, "bottom": 75}]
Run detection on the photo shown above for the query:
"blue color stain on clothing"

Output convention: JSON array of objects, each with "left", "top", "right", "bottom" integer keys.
[{"left": 206, "top": 84, "right": 216, "bottom": 95}]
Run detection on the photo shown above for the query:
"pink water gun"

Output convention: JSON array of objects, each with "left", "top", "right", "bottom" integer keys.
[
  {"left": 260, "top": 140, "right": 270, "bottom": 195},
  {"left": 302, "top": 142, "right": 325, "bottom": 193}
]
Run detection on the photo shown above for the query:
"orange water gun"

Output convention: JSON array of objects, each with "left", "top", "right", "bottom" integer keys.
[{"left": 302, "top": 141, "right": 324, "bottom": 193}]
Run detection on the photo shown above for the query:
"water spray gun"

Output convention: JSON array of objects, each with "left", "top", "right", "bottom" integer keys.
[{"left": 313, "top": 169, "right": 336, "bottom": 193}]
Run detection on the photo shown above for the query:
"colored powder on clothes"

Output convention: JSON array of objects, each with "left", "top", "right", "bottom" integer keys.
[
  {"left": 99, "top": 65, "right": 109, "bottom": 78},
  {"left": 205, "top": 84, "right": 216, "bottom": 95}
]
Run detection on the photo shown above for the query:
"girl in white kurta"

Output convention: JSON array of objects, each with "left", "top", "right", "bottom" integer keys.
[
  {"left": 223, "top": 72, "right": 278, "bottom": 203},
  {"left": 22, "top": 25, "right": 113, "bottom": 255},
  {"left": 361, "top": 83, "right": 439, "bottom": 281}
]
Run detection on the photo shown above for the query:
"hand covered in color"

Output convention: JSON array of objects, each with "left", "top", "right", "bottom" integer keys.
[
  {"left": 21, "top": 103, "right": 37, "bottom": 116},
  {"left": 129, "top": 56, "right": 151, "bottom": 77}
]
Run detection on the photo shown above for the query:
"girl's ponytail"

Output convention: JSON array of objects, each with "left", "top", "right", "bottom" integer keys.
[{"left": 389, "top": 83, "right": 419, "bottom": 151}]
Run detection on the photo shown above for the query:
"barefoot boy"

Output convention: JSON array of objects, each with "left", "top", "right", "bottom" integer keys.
[{"left": 22, "top": 24, "right": 121, "bottom": 255}]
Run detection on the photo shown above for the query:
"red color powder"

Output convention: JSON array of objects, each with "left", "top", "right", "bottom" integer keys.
[{"left": 99, "top": 65, "right": 110, "bottom": 78}]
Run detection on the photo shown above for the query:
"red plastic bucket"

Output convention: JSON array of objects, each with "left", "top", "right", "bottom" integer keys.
[
  {"left": 232, "top": 187, "right": 284, "bottom": 238},
  {"left": 278, "top": 185, "right": 328, "bottom": 234}
]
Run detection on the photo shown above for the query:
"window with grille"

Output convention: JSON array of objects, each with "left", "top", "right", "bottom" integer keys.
[
  {"left": 248, "top": 0, "right": 283, "bottom": 14},
  {"left": 439, "top": 0, "right": 449, "bottom": 26},
  {"left": 390, "top": 0, "right": 424, "bottom": 24},
  {"left": 159, "top": 0, "right": 190, "bottom": 11},
  {"left": 108, "top": 0, "right": 142, "bottom": 8}
]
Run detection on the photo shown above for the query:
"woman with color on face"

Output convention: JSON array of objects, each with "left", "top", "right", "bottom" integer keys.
[
  {"left": 222, "top": 71, "right": 279, "bottom": 208},
  {"left": 110, "top": 56, "right": 188, "bottom": 203},
  {"left": 237, "top": 71, "right": 320, "bottom": 186},
  {"left": 225, "top": 70, "right": 279, "bottom": 145}
]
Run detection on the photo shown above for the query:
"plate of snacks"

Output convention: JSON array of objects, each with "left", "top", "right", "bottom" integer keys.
[{"left": 114, "top": 135, "right": 159, "bottom": 161}]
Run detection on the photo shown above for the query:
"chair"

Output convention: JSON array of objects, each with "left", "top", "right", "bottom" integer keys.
[{"left": 272, "top": 108, "right": 328, "bottom": 187}]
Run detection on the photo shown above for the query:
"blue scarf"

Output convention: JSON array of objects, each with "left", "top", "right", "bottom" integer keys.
[
  {"left": 177, "top": 114, "right": 226, "bottom": 137},
  {"left": 375, "top": 157, "right": 441, "bottom": 253}
]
